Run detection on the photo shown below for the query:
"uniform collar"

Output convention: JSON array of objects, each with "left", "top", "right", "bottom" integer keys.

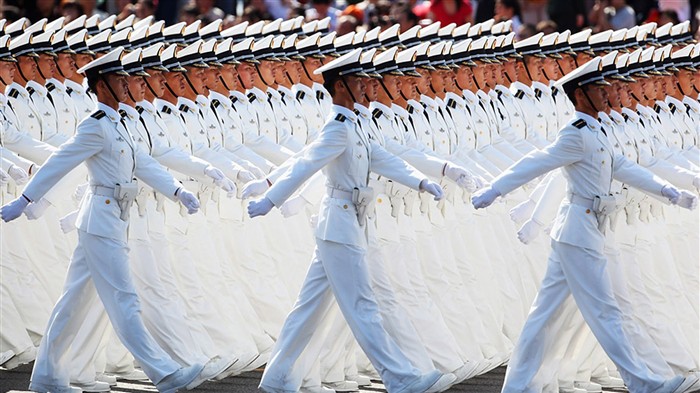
[
  {"left": 155, "top": 98, "right": 178, "bottom": 113},
  {"left": 683, "top": 95, "right": 700, "bottom": 112},
  {"left": 510, "top": 81, "right": 535, "bottom": 97},
  {"left": 277, "top": 85, "right": 293, "bottom": 99},
  {"left": 312, "top": 82, "right": 327, "bottom": 94},
  {"left": 46, "top": 78, "right": 66, "bottom": 93},
  {"left": 608, "top": 110, "right": 625, "bottom": 124},
  {"left": 391, "top": 103, "right": 409, "bottom": 118},
  {"left": 654, "top": 100, "right": 670, "bottom": 112},
  {"left": 531, "top": 81, "right": 551, "bottom": 95},
  {"left": 444, "top": 91, "right": 465, "bottom": 105},
  {"left": 577, "top": 111, "right": 602, "bottom": 131},
  {"left": 267, "top": 87, "right": 282, "bottom": 101},
  {"left": 621, "top": 107, "right": 639, "bottom": 122},
  {"left": 195, "top": 94, "right": 209, "bottom": 108},
  {"left": 97, "top": 102, "right": 121, "bottom": 123},
  {"left": 26, "top": 81, "right": 47, "bottom": 96},
  {"left": 293, "top": 83, "right": 313, "bottom": 97},
  {"left": 665, "top": 96, "right": 684, "bottom": 110},
  {"left": 462, "top": 89, "right": 477, "bottom": 104},
  {"left": 333, "top": 104, "right": 357, "bottom": 123},
  {"left": 354, "top": 103, "right": 371, "bottom": 119},
  {"left": 118, "top": 103, "right": 139, "bottom": 120},
  {"left": 406, "top": 99, "right": 423, "bottom": 113},
  {"left": 209, "top": 90, "right": 231, "bottom": 108},
  {"left": 248, "top": 86, "right": 267, "bottom": 101},
  {"left": 7, "top": 82, "right": 28, "bottom": 97},
  {"left": 420, "top": 94, "right": 438, "bottom": 110},
  {"left": 476, "top": 90, "right": 490, "bottom": 101},
  {"left": 177, "top": 96, "right": 197, "bottom": 111},
  {"left": 494, "top": 84, "right": 511, "bottom": 96},
  {"left": 230, "top": 90, "right": 246, "bottom": 101},
  {"left": 64, "top": 79, "right": 85, "bottom": 94},
  {"left": 597, "top": 111, "right": 613, "bottom": 127},
  {"left": 136, "top": 99, "right": 155, "bottom": 114},
  {"left": 370, "top": 101, "right": 393, "bottom": 118}
]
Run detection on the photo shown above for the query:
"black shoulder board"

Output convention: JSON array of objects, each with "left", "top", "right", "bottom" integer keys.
[
  {"left": 622, "top": 113, "right": 629, "bottom": 121},
  {"left": 572, "top": 118, "right": 586, "bottom": 129},
  {"left": 353, "top": 109, "right": 360, "bottom": 115},
  {"left": 669, "top": 103, "right": 676, "bottom": 114},
  {"left": 178, "top": 104, "right": 189, "bottom": 113},
  {"left": 211, "top": 99, "right": 220, "bottom": 109},
  {"left": 296, "top": 90, "right": 305, "bottom": 100},
  {"left": 161, "top": 105, "right": 172, "bottom": 114},
  {"left": 334, "top": 113, "right": 346, "bottom": 123},
  {"left": 534, "top": 89, "right": 543, "bottom": 99},
  {"left": 8, "top": 89, "right": 19, "bottom": 98},
  {"left": 446, "top": 99, "right": 456, "bottom": 109},
  {"left": 247, "top": 92, "right": 256, "bottom": 103},
  {"left": 136, "top": 106, "right": 145, "bottom": 114},
  {"left": 230, "top": 96, "right": 238, "bottom": 105},
  {"left": 514, "top": 90, "right": 525, "bottom": 99},
  {"left": 653, "top": 104, "right": 661, "bottom": 113},
  {"left": 685, "top": 103, "right": 691, "bottom": 114},
  {"left": 316, "top": 90, "right": 325, "bottom": 100},
  {"left": 407, "top": 105, "right": 414, "bottom": 114},
  {"left": 118, "top": 109, "right": 128, "bottom": 118},
  {"left": 26, "top": 86, "right": 35, "bottom": 95},
  {"left": 46, "top": 83, "right": 55, "bottom": 92},
  {"left": 91, "top": 110, "right": 106, "bottom": 120},
  {"left": 66, "top": 87, "right": 73, "bottom": 95},
  {"left": 372, "top": 108, "right": 382, "bottom": 119}
]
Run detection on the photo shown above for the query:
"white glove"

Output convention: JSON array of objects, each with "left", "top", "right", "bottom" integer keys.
[
  {"left": 473, "top": 175, "right": 486, "bottom": 191},
  {"left": 280, "top": 195, "right": 309, "bottom": 218},
  {"left": 444, "top": 163, "right": 477, "bottom": 193},
  {"left": 177, "top": 188, "right": 200, "bottom": 214},
  {"left": 510, "top": 199, "right": 536, "bottom": 225},
  {"left": 661, "top": 185, "right": 681, "bottom": 204},
  {"left": 248, "top": 197, "right": 274, "bottom": 218},
  {"left": 204, "top": 165, "right": 225, "bottom": 181},
  {"left": 241, "top": 178, "right": 270, "bottom": 199},
  {"left": 676, "top": 190, "right": 698, "bottom": 210},
  {"left": 59, "top": 210, "right": 79, "bottom": 233},
  {"left": 419, "top": 179, "right": 444, "bottom": 201},
  {"left": 517, "top": 219, "right": 543, "bottom": 245},
  {"left": 237, "top": 169, "right": 256, "bottom": 185},
  {"left": 0, "top": 169, "right": 9, "bottom": 186},
  {"left": 471, "top": 186, "right": 501, "bottom": 209},
  {"left": 247, "top": 165, "right": 265, "bottom": 179},
  {"left": 7, "top": 165, "right": 28, "bottom": 185},
  {"left": 1, "top": 196, "right": 29, "bottom": 222},
  {"left": 24, "top": 198, "right": 51, "bottom": 220},
  {"left": 693, "top": 175, "right": 700, "bottom": 191},
  {"left": 73, "top": 183, "right": 88, "bottom": 204}
]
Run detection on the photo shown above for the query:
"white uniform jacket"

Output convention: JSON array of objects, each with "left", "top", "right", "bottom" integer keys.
[
  {"left": 265, "top": 105, "right": 425, "bottom": 248},
  {"left": 490, "top": 112, "right": 670, "bottom": 251},
  {"left": 22, "top": 103, "right": 181, "bottom": 243}
]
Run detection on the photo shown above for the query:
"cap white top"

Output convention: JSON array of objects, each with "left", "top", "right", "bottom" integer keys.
[
  {"left": 98, "top": 14, "right": 116, "bottom": 31},
  {"left": 615, "top": 52, "right": 629, "bottom": 68},
  {"left": 121, "top": 47, "right": 142, "bottom": 66},
  {"left": 296, "top": 32, "right": 321, "bottom": 51},
  {"left": 201, "top": 38, "right": 217, "bottom": 54},
  {"left": 451, "top": 39, "right": 470, "bottom": 55},
  {"left": 319, "top": 31, "right": 336, "bottom": 47},
  {"left": 640, "top": 46, "right": 654, "bottom": 63},
  {"left": 428, "top": 41, "right": 446, "bottom": 57},
  {"left": 282, "top": 34, "right": 297, "bottom": 50},
  {"left": 45, "top": 16, "right": 66, "bottom": 32},
  {"left": 231, "top": 37, "right": 254, "bottom": 53},
  {"left": 364, "top": 26, "right": 381, "bottom": 42},
  {"left": 143, "top": 42, "right": 164, "bottom": 58},
  {"left": 601, "top": 50, "right": 618, "bottom": 68},
  {"left": 490, "top": 21, "right": 506, "bottom": 35},
  {"left": 183, "top": 20, "right": 202, "bottom": 37},
  {"left": 64, "top": 14, "right": 86, "bottom": 32},
  {"left": 129, "top": 25, "right": 149, "bottom": 43},
  {"left": 624, "top": 26, "right": 638, "bottom": 40},
  {"left": 610, "top": 28, "right": 627, "bottom": 43},
  {"left": 540, "top": 32, "right": 558, "bottom": 48},
  {"left": 439, "top": 23, "right": 456, "bottom": 37},
  {"left": 361, "top": 48, "right": 377, "bottom": 65},
  {"left": 115, "top": 14, "right": 136, "bottom": 31},
  {"left": 671, "top": 20, "right": 690, "bottom": 36},
  {"left": 245, "top": 20, "right": 265, "bottom": 36},
  {"left": 302, "top": 20, "right": 318, "bottom": 35},
  {"left": 133, "top": 15, "right": 155, "bottom": 30},
  {"left": 374, "top": 46, "right": 398, "bottom": 67},
  {"left": 8, "top": 31, "right": 32, "bottom": 51},
  {"left": 554, "top": 57, "right": 602, "bottom": 90},
  {"left": 397, "top": 45, "right": 418, "bottom": 62},
  {"left": 163, "top": 21, "right": 186, "bottom": 37},
  {"left": 33, "top": 29, "right": 55, "bottom": 46},
  {"left": 334, "top": 31, "right": 355, "bottom": 48},
  {"left": 314, "top": 47, "right": 361, "bottom": 75},
  {"left": 85, "top": 14, "right": 100, "bottom": 29},
  {"left": 419, "top": 21, "right": 441, "bottom": 38},
  {"left": 87, "top": 30, "right": 112, "bottom": 47},
  {"left": 221, "top": 21, "right": 248, "bottom": 37},
  {"left": 671, "top": 43, "right": 694, "bottom": 59},
  {"left": 177, "top": 39, "right": 204, "bottom": 60},
  {"left": 262, "top": 18, "right": 282, "bottom": 35},
  {"left": 109, "top": 28, "right": 132, "bottom": 44},
  {"left": 26, "top": 18, "right": 47, "bottom": 35},
  {"left": 399, "top": 25, "right": 421, "bottom": 41},
  {"left": 148, "top": 20, "right": 165, "bottom": 36},
  {"left": 160, "top": 43, "right": 178, "bottom": 61},
  {"left": 514, "top": 32, "right": 543, "bottom": 49},
  {"left": 353, "top": 30, "right": 366, "bottom": 45},
  {"left": 452, "top": 23, "right": 470, "bottom": 38},
  {"left": 480, "top": 18, "right": 495, "bottom": 33},
  {"left": 77, "top": 46, "right": 124, "bottom": 74},
  {"left": 627, "top": 47, "right": 643, "bottom": 64},
  {"left": 252, "top": 35, "right": 273, "bottom": 52},
  {"left": 215, "top": 37, "right": 233, "bottom": 56},
  {"left": 199, "top": 19, "right": 223, "bottom": 37},
  {"left": 414, "top": 41, "right": 431, "bottom": 56},
  {"left": 588, "top": 29, "right": 612, "bottom": 45},
  {"left": 568, "top": 29, "right": 592, "bottom": 45},
  {"left": 4, "top": 17, "right": 28, "bottom": 35},
  {"left": 378, "top": 24, "right": 400, "bottom": 42},
  {"left": 317, "top": 17, "right": 331, "bottom": 31},
  {"left": 67, "top": 29, "right": 89, "bottom": 48},
  {"left": 654, "top": 22, "right": 672, "bottom": 38}
]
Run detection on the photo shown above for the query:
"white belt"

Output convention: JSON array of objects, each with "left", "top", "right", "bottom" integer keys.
[
  {"left": 326, "top": 186, "right": 353, "bottom": 201},
  {"left": 566, "top": 193, "right": 595, "bottom": 210},
  {"left": 91, "top": 185, "right": 115, "bottom": 197}
]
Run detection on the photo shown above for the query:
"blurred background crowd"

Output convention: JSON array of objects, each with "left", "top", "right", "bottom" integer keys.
[{"left": 2, "top": 0, "right": 699, "bottom": 46}]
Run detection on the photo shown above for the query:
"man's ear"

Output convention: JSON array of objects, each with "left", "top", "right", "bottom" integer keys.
[{"left": 335, "top": 78, "right": 345, "bottom": 92}]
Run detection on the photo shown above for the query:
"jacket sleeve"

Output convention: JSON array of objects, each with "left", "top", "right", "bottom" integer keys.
[
  {"left": 2, "top": 121, "right": 56, "bottom": 164},
  {"left": 22, "top": 118, "right": 103, "bottom": 201},
  {"left": 612, "top": 154, "right": 670, "bottom": 198},
  {"left": 265, "top": 124, "right": 346, "bottom": 207},
  {"left": 491, "top": 126, "right": 585, "bottom": 196},
  {"left": 369, "top": 141, "right": 425, "bottom": 191},
  {"left": 383, "top": 137, "right": 445, "bottom": 178}
]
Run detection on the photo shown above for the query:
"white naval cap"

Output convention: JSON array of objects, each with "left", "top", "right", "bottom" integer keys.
[
  {"left": 373, "top": 46, "right": 403, "bottom": 75},
  {"left": 479, "top": 19, "right": 495, "bottom": 36},
  {"left": 626, "top": 47, "right": 648, "bottom": 77},
  {"left": 252, "top": 34, "right": 280, "bottom": 61},
  {"left": 87, "top": 30, "right": 113, "bottom": 54},
  {"left": 4, "top": 17, "right": 28, "bottom": 38},
  {"left": 85, "top": 14, "right": 100, "bottom": 35},
  {"left": 413, "top": 41, "right": 436, "bottom": 70},
  {"left": 419, "top": 21, "right": 441, "bottom": 43},
  {"left": 539, "top": 32, "right": 560, "bottom": 58},
  {"left": 122, "top": 47, "right": 150, "bottom": 77},
  {"left": 599, "top": 50, "right": 621, "bottom": 79},
  {"left": 301, "top": 20, "right": 319, "bottom": 36},
  {"left": 215, "top": 37, "right": 239, "bottom": 65},
  {"left": 280, "top": 17, "right": 299, "bottom": 34},
  {"left": 589, "top": 29, "right": 613, "bottom": 53},
  {"left": 438, "top": 23, "right": 456, "bottom": 41},
  {"left": 318, "top": 31, "right": 338, "bottom": 56},
  {"left": 623, "top": 26, "right": 639, "bottom": 48},
  {"left": 201, "top": 38, "right": 223, "bottom": 66},
  {"left": 467, "top": 22, "right": 481, "bottom": 38},
  {"left": 670, "top": 20, "right": 692, "bottom": 43},
  {"left": 261, "top": 18, "right": 283, "bottom": 36},
  {"left": 129, "top": 25, "right": 150, "bottom": 49},
  {"left": 64, "top": 14, "right": 86, "bottom": 35},
  {"left": 0, "top": 35, "right": 16, "bottom": 62},
  {"left": 33, "top": 29, "right": 58, "bottom": 57},
  {"left": 98, "top": 14, "right": 117, "bottom": 32},
  {"left": 283, "top": 33, "right": 303, "bottom": 60},
  {"left": 183, "top": 20, "right": 202, "bottom": 44},
  {"left": 399, "top": 25, "right": 421, "bottom": 47},
  {"left": 379, "top": 24, "right": 403, "bottom": 49},
  {"left": 0, "top": 19, "right": 5, "bottom": 33},
  {"left": 77, "top": 46, "right": 129, "bottom": 76},
  {"left": 45, "top": 16, "right": 66, "bottom": 33},
  {"left": 360, "top": 48, "right": 380, "bottom": 78},
  {"left": 163, "top": 21, "right": 187, "bottom": 45},
  {"left": 490, "top": 20, "right": 507, "bottom": 35},
  {"left": 296, "top": 32, "right": 324, "bottom": 58},
  {"left": 141, "top": 42, "right": 169, "bottom": 71},
  {"left": 314, "top": 47, "right": 367, "bottom": 78},
  {"left": 9, "top": 31, "right": 39, "bottom": 57},
  {"left": 245, "top": 20, "right": 265, "bottom": 38},
  {"left": 199, "top": 19, "right": 223, "bottom": 41},
  {"left": 352, "top": 30, "right": 366, "bottom": 46},
  {"left": 654, "top": 22, "right": 672, "bottom": 44},
  {"left": 334, "top": 31, "right": 355, "bottom": 56},
  {"left": 670, "top": 43, "right": 696, "bottom": 71},
  {"left": 133, "top": 15, "right": 155, "bottom": 31},
  {"left": 609, "top": 28, "right": 627, "bottom": 51},
  {"left": 514, "top": 32, "right": 545, "bottom": 57},
  {"left": 115, "top": 14, "right": 136, "bottom": 31},
  {"left": 396, "top": 45, "right": 422, "bottom": 77},
  {"left": 178, "top": 40, "right": 210, "bottom": 68},
  {"left": 231, "top": 36, "right": 259, "bottom": 64},
  {"left": 452, "top": 22, "right": 470, "bottom": 40},
  {"left": 221, "top": 21, "right": 248, "bottom": 42},
  {"left": 160, "top": 43, "right": 187, "bottom": 72},
  {"left": 109, "top": 28, "right": 133, "bottom": 50},
  {"left": 363, "top": 26, "right": 381, "bottom": 49},
  {"left": 67, "top": 29, "right": 94, "bottom": 55},
  {"left": 569, "top": 29, "right": 594, "bottom": 54},
  {"left": 26, "top": 18, "right": 47, "bottom": 35},
  {"left": 555, "top": 57, "right": 609, "bottom": 95},
  {"left": 317, "top": 17, "right": 331, "bottom": 33}
]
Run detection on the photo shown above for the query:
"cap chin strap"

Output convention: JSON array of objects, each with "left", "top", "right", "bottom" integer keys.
[
  {"left": 676, "top": 82, "right": 687, "bottom": 96},
  {"left": 16, "top": 61, "right": 31, "bottom": 85},
  {"left": 183, "top": 72, "right": 200, "bottom": 96},
  {"left": 164, "top": 77, "right": 179, "bottom": 98},
  {"left": 284, "top": 71, "right": 294, "bottom": 86},
  {"left": 144, "top": 76, "right": 159, "bottom": 98},
  {"left": 101, "top": 74, "right": 123, "bottom": 104},
  {"left": 399, "top": 89, "right": 409, "bottom": 101},
  {"left": 521, "top": 58, "right": 534, "bottom": 83},
  {"left": 504, "top": 70, "right": 513, "bottom": 84},
  {"left": 219, "top": 75, "right": 232, "bottom": 92},
  {"left": 582, "top": 87, "right": 601, "bottom": 114},
  {"left": 301, "top": 62, "right": 314, "bottom": 83},
  {"left": 693, "top": 85, "right": 700, "bottom": 94},
  {"left": 472, "top": 74, "right": 481, "bottom": 90},
  {"left": 34, "top": 58, "right": 49, "bottom": 82},
  {"left": 379, "top": 79, "right": 394, "bottom": 101},
  {"left": 341, "top": 77, "right": 358, "bottom": 104},
  {"left": 255, "top": 64, "right": 272, "bottom": 86},
  {"left": 630, "top": 92, "right": 641, "bottom": 103}
]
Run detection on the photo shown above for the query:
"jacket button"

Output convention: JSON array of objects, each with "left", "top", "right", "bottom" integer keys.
[
  {"left": 106, "top": 199, "right": 111, "bottom": 204},
  {"left": 377, "top": 198, "right": 382, "bottom": 203},
  {"left": 343, "top": 204, "right": 348, "bottom": 209},
  {"left": 585, "top": 209, "right": 590, "bottom": 214}
]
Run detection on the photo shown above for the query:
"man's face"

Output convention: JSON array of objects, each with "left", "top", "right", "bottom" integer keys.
[
  {"left": 105, "top": 74, "right": 129, "bottom": 102},
  {"left": 204, "top": 66, "right": 221, "bottom": 91},
  {"left": 185, "top": 66, "right": 206, "bottom": 93},
  {"left": 399, "top": 75, "right": 418, "bottom": 100},
  {"left": 383, "top": 74, "right": 402, "bottom": 98},
  {"left": 165, "top": 71, "right": 187, "bottom": 96},
  {"left": 429, "top": 69, "right": 444, "bottom": 93},
  {"left": 257, "top": 60, "right": 275, "bottom": 84},
  {"left": 302, "top": 57, "right": 323, "bottom": 82},
  {"left": 273, "top": 62, "right": 288, "bottom": 85},
  {"left": 455, "top": 66, "right": 474, "bottom": 90},
  {"left": 676, "top": 69, "right": 695, "bottom": 96},
  {"left": 585, "top": 84, "right": 609, "bottom": 110},
  {"left": 360, "top": 77, "right": 378, "bottom": 103},
  {"left": 17, "top": 56, "right": 38, "bottom": 81},
  {"left": 36, "top": 54, "right": 57, "bottom": 79},
  {"left": 526, "top": 56, "right": 543, "bottom": 81},
  {"left": 0, "top": 61, "right": 16, "bottom": 84},
  {"left": 472, "top": 63, "right": 488, "bottom": 88},
  {"left": 74, "top": 53, "right": 94, "bottom": 69},
  {"left": 603, "top": 81, "right": 620, "bottom": 109},
  {"left": 127, "top": 75, "right": 146, "bottom": 102},
  {"left": 219, "top": 64, "right": 238, "bottom": 90},
  {"left": 236, "top": 62, "right": 256, "bottom": 89},
  {"left": 147, "top": 70, "right": 167, "bottom": 97},
  {"left": 641, "top": 77, "right": 656, "bottom": 100},
  {"left": 543, "top": 57, "right": 562, "bottom": 80},
  {"left": 617, "top": 81, "right": 633, "bottom": 107},
  {"left": 56, "top": 53, "right": 77, "bottom": 79},
  {"left": 558, "top": 54, "right": 577, "bottom": 74},
  {"left": 343, "top": 76, "right": 365, "bottom": 100},
  {"left": 415, "top": 68, "right": 432, "bottom": 93},
  {"left": 628, "top": 78, "right": 644, "bottom": 100},
  {"left": 285, "top": 61, "right": 302, "bottom": 84},
  {"left": 576, "top": 52, "right": 594, "bottom": 66}
]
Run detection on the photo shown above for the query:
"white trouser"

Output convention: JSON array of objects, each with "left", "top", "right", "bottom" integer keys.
[
  {"left": 260, "top": 238, "right": 423, "bottom": 393},
  {"left": 0, "top": 284, "right": 36, "bottom": 354},
  {"left": 30, "top": 230, "right": 180, "bottom": 389},
  {"left": 502, "top": 240, "right": 666, "bottom": 393}
]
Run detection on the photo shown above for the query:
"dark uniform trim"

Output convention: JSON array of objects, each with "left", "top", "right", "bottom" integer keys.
[
  {"left": 371, "top": 108, "right": 382, "bottom": 119},
  {"left": 296, "top": 90, "right": 305, "bottom": 100},
  {"left": 334, "top": 113, "right": 346, "bottom": 122},
  {"left": 161, "top": 105, "right": 172, "bottom": 114},
  {"left": 247, "top": 92, "right": 256, "bottom": 103},
  {"left": 178, "top": 104, "right": 190, "bottom": 113},
  {"left": 26, "top": 86, "right": 36, "bottom": 95},
  {"left": 316, "top": 90, "right": 325, "bottom": 100},
  {"left": 8, "top": 89, "right": 19, "bottom": 98},
  {"left": 46, "top": 83, "right": 56, "bottom": 92},
  {"left": 91, "top": 110, "right": 107, "bottom": 119},
  {"left": 514, "top": 90, "right": 525, "bottom": 99},
  {"left": 572, "top": 118, "right": 586, "bottom": 129}
]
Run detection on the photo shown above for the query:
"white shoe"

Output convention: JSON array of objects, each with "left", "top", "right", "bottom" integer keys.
[
  {"left": 189, "top": 356, "right": 236, "bottom": 385},
  {"left": 558, "top": 388, "right": 586, "bottom": 393},
  {"left": 300, "top": 385, "right": 335, "bottom": 393},
  {"left": 29, "top": 381, "right": 83, "bottom": 393},
  {"left": 108, "top": 369, "right": 149, "bottom": 381},
  {"left": 452, "top": 361, "right": 481, "bottom": 384},
  {"left": 359, "top": 369, "right": 381, "bottom": 381},
  {"left": 156, "top": 363, "right": 205, "bottom": 393},
  {"left": 0, "top": 350, "right": 14, "bottom": 366},
  {"left": 322, "top": 380, "right": 359, "bottom": 392},
  {"left": 95, "top": 374, "right": 117, "bottom": 386},
  {"left": 574, "top": 381, "right": 602, "bottom": 393},
  {"left": 402, "top": 371, "right": 456, "bottom": 393},
  {"left": 215, "top": 352, "right": 258, "bottom": 379},
  {"left": 590, "top": 375, "right": 625, "bottom": 389},
  {"left": 425, "top": 373, "right": 457, "bottom": 393},
  {"left": 3, "top": 346, "right": 36, "bottom": 369},
  {"left": 71, "top": 381, "right": 110, "bottom": 392},
  {"left": 655, "top": 375, "right": 700, "bottom": 393},
  {"left": 346, "top": 374, "right": 371, "bottom": 387}
]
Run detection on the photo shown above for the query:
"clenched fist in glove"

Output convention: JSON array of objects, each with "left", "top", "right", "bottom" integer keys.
[
  {"left": 177, "top": 188, "right": 200, "bottom": 214},
  {"left": 248, "top": 197, "right": 274, "bottom": 218},
  {"left": 444, "top": 163, "right": 478, "bottom": 193},
  {"left": 24, "top": 198, "right": 51, "bottom": 220},
  {"left": 59, "top": 210, "right": 79, "bottom": 233},
  {"left": 471, "top": 186, "right": 501, "bottom": 209},
  {"left": 241, "top": 178, "right": 270, "bottom": 199},
  {"left": 517, "top": 219, "right": 544, "bottom": 245},
  {"left": 205, "top": 165, "right": 237, "bottom": 197},
  {"left": 7, "top": 165, "right": 28, "bottom": 185},
  {"left": 510, "top": 199, "right": 536, "bottom": 225},
  {"left": 1, "top": 196, "right": 29, "bottom": 222},
  {"left": 0, "top": 169, "right": 9, "bottom": 186},
  {"left": 237, "top": 170, "right": 256, "bottom": 185},
  {"left": 662, "top": 185, "right": 698, "bottom": 210},
  {"left": 419, "top": 179, "right": 444, "bottom": 201}
]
